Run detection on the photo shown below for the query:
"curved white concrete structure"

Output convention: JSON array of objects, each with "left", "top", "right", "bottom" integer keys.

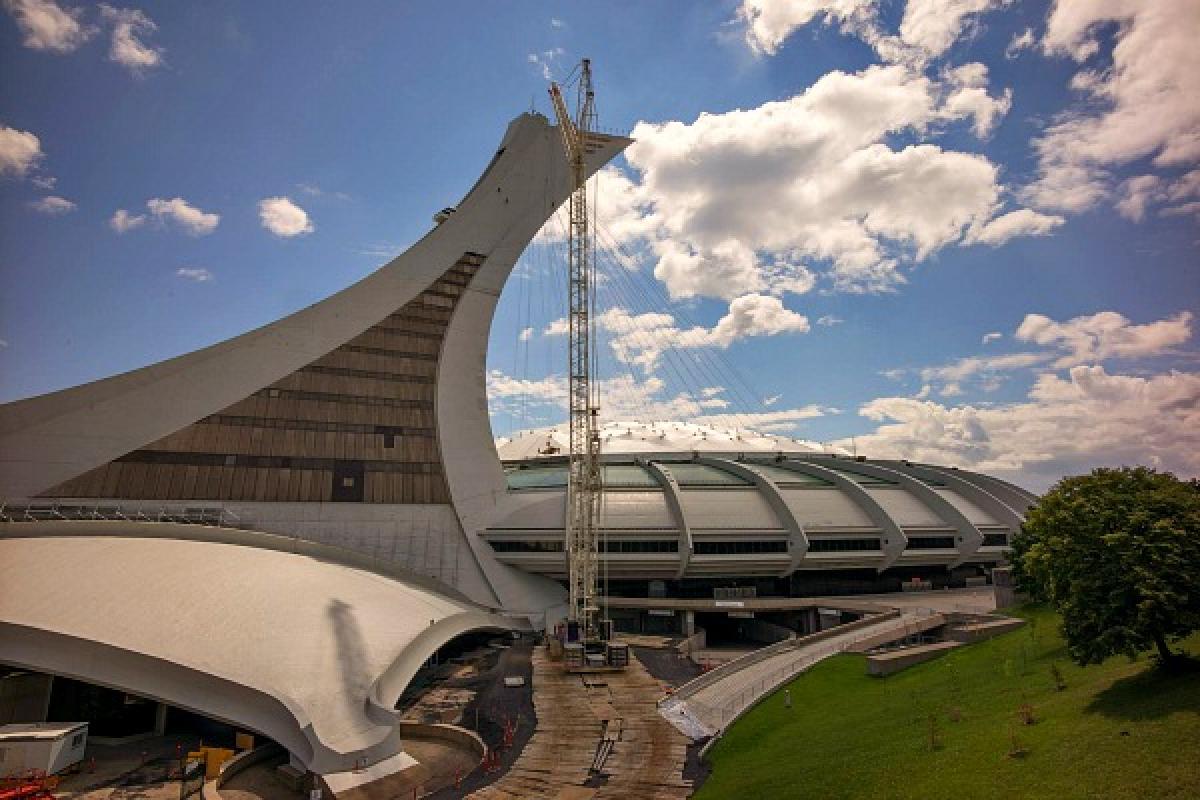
[
  {"left": 0, "top": 112, "right": 630, "bottom": 778},
  {"left": 0, "top": 527, "right": 511, "bottom": 774},
  {"left": 0, "top": 113, "right": 629, "bottom": 613}
]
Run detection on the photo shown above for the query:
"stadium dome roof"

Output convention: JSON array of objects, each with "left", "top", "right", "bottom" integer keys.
[{"left": 495, "top": 419, "right": 846, "bottom": 460}]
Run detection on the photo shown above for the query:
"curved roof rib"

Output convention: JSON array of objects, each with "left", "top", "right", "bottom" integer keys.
[
  {"left": 698, "top": 457, "right": 809, "bottom": 577},
  {"left": 881, "top": 461, "right": 1026, "bottom": 532},
  {"left": 640, "top": 459, "right": 693, "bottom": 579},
  {"left": 775, "top": 459, "right": 908, "bottom": 571},
  {"left": 799, "top": 458, "right": 984, "bottom": 568},
  {"left": 948, "top": 467, "right": 1039, "bottom": 513}
]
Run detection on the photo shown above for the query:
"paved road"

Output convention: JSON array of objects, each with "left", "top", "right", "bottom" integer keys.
[{"left": 834, "top": 587, "right": 996, "bottom": 614}]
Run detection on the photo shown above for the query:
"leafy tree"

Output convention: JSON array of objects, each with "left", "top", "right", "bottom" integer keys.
[{"left": 1010, "top": 467, "right": 1200, "bottom": 667}]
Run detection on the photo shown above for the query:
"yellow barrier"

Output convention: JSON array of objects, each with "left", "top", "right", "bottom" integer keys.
[{"left": 186, "top": 747, "right": 236, "bottom": 780}]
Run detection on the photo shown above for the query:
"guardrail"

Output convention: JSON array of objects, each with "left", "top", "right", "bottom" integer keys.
[
  {"left": 666, "top": 611, "right": 956, "bottom": 752},
  {"left": 0, "top": 501, "right": 246, "bottom": 528},
  {"left": 663, "top": 610, "right": 901, "bottom": 707}
]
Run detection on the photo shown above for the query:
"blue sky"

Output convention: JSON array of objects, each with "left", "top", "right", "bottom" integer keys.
[{"left": 1, "top": 1, "right": 1197, "bottom": 490}]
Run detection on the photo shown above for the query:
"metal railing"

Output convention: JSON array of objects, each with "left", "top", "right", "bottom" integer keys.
[
  {"left": 664, "top": 611, "right": 901, "bottom": 705},
  {"left": 668, "top": 613, "right": 944, "bottom": 730},
  {"left": 0, "top": 501, "right": 244, "bottom": 528}
]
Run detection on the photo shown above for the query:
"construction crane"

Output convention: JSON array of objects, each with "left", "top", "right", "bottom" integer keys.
[{"left": 549, "top": 59, "right": 604, "bottom": 653}]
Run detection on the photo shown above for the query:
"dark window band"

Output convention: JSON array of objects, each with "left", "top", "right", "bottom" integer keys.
[
  {"left": 250, "top": 388, "right": 433, "bottom": 410},
  {"left": 116, "top": 451, "right": 443, "bottom": 474},
  {"left": 198, "top": 415, "right": 435, "bottom": 438},
  {"left": 490, "top": 540, "right": 564, "bottom": 553},
  {"left": 341, "top": 345, "right": 439, "bottom": 361},
  {"left": 807, "top": 537, "right": 881, "bottom": 552},
  {"left": 599, "top": 540, "right": 679, "bottom": 553},
  {"left": 302, "top": 365, "right": 435, "bottom": 384},
  {"left": 906, "top": 536, "right": 957, "bottom": 549},
  {"left": 367, "top": 325, "right": 446, "bottom": 341},
  {"left": 694, "top": 541, "right": 788, "bottom": 555}
]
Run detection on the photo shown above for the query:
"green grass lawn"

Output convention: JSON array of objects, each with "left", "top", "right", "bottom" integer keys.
[{"left": 694, "top": 607, "right": 1200, "bottom": 800}]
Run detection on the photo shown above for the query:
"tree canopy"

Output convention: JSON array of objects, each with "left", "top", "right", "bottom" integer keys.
[{"left": 1011, "top": 467, "right": 1200, "bottom": 667}]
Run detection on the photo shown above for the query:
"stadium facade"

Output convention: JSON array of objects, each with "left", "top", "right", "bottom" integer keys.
[{"left": 0, "top": 111, "right": 1033, "bottom": 779}]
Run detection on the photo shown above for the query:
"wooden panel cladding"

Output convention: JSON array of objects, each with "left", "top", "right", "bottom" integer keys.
[{"left": 43, "top": 253, "right": 487, "bottom": 504}]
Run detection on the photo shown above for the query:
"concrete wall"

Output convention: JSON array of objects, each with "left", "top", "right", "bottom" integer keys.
[
  {"left": 866, "top": 641, "right": 961, "bottom": 676},
  {"left": 0, "top": 673, "right": 53, "bottom": 724},
  {"left": 945, "top": 617, "right": 1025, "bottom": 643}
]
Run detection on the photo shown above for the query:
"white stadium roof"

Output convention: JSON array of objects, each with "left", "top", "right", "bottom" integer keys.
[{"left": 495, "top": 419, "right": 846, "bottom": 460}]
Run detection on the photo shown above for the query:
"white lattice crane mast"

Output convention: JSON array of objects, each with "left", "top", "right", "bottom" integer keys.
[{"left": 549, "top": 60, "right": 602, "bottom": 641}]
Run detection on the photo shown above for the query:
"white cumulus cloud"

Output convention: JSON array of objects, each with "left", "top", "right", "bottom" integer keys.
[
  {"left": 613, "top": 64, "right": 1021, "bottom": 296},
  {"left": 487, "top": 367, "right": 830, "bottom": 435},
  {"left": 898, "top": 0, "right": 1005, "bottom": 61},
  {"left": 1113, "top": 171, "right": 1200, "bottom": 221},
  {"left": 738, "top": 0, "right": 1007, "bottom": 64},
  {"left": 965, "top": 208, "right": 1065, "bottom": 246},
  {"left": 28, "top": 195, "right": 74, "bottom": 214},
  {"left": 3, "top": 0, "right": 94, "bottom": 53},
  {"left": 739, "top": 0, "right": 875, "bottom": 56},
  {"left": 709, "top": 293, "right": 810, "bottom": 345},
  {"left": 906, "top": 309, "right": 1193, "bottom": 395},
  {"left": 99, "top": 4, "right": 163, "bottom": 73},
  {"left": 1015, "top": 310, "right": 1193, "bottom": 368},
  {"left": 147, "top": 197, "right": 219, "bottom": 235},
  {"left": 598, "top": 295, "right": 809, "bottom": 372},
  {"left": 109, "top": 208, "right": 146, "bottom": 232},
  {"left": 543, "top": 317, "right": 569, "bottom": 336},
  {"left": 846, "top": 365, "right": 1200, "bottom": 490},
  {"left": 0, "top": 124, "right": 43, "bottom": 177},
  {"left": 258, "top": 196, "right": 314, "bottom": 237},
  {"left": 1024, "top": 1, "right": 1200, "bottom": 213},
  {"left": 1004, "top": 26, "right": 1035, "bottom": 59}
]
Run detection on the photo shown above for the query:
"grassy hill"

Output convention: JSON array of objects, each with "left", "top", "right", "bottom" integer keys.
[{"left": 694, "top": 606, "right": 1200, "bottom": 800}]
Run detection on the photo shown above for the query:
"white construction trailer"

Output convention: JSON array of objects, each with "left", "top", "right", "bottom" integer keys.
[{"left": 0, "top": 722, "right": 88, "bottom": 775}]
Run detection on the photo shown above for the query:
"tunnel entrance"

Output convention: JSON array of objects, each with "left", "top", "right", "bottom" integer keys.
[{"left": 693, "top": 612, "right": 796, "bottom": 648}]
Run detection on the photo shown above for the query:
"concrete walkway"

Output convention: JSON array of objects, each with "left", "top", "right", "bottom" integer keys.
[{"left": 662, "top": 612, "right": 946, "bottom": 738}]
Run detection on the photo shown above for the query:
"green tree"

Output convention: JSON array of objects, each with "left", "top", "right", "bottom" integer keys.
[{"left": 1011, "top": 467, "right": 1200, "bottom": 667}]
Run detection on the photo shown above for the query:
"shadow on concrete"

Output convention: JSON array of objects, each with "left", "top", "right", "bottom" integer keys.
[
  {"left": 1084, "top": 660, "right": 1200, "bottom": 721},
  {"left": 327, "top": 599, "right": 370, "bottom": 701}
]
